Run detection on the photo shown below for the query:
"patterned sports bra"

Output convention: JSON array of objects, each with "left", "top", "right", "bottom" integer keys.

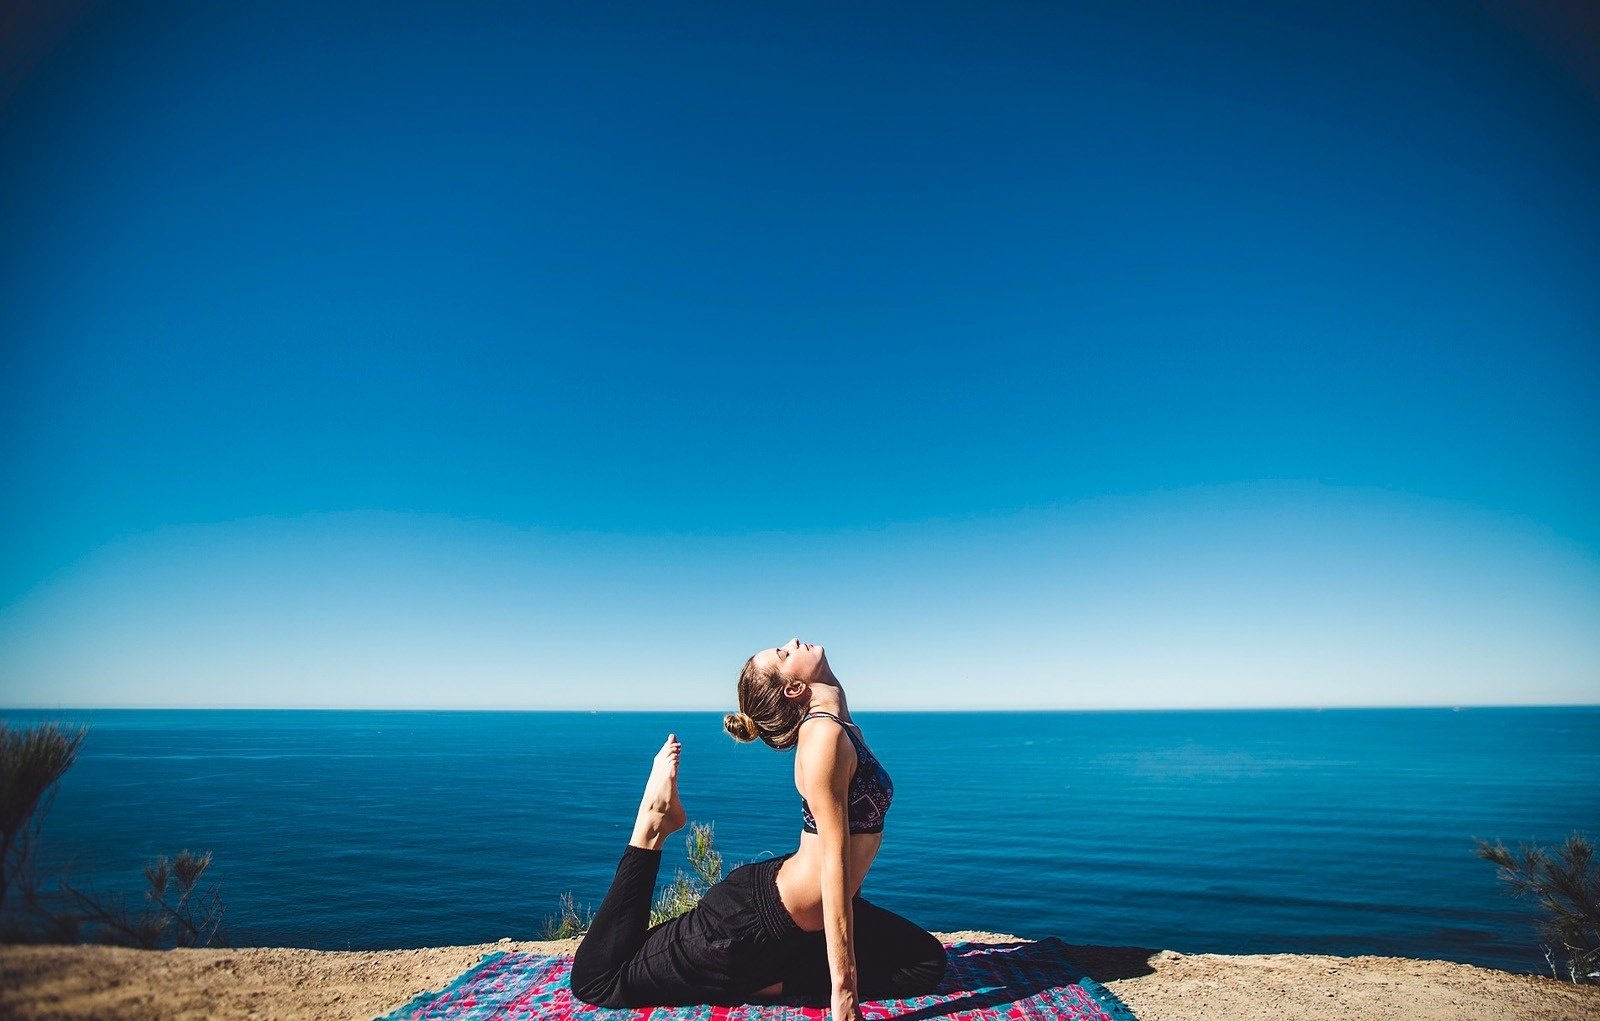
[{"left": 799, "top": 711, "right": 894, "bottom": 835}]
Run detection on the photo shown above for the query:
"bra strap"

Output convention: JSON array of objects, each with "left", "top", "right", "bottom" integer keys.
[
  {"left": 801, "top": 711, "right": 866, "bottom": 750},
  {"left": 802, "top": 710, "right": 854, "bottom": 726}
]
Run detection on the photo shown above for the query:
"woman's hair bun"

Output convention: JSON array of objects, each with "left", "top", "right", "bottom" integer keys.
[{"left": 723, "top": 711, "right": 759, "bottom": 743}]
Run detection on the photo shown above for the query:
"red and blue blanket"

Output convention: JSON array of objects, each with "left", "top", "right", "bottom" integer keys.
[{"left": 380, "top": 938, "right": 1138, "bottom": 1021}]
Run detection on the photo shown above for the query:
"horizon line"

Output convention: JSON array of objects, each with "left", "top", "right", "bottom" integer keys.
[{"left": 4, "top": 702, "right": 1598, "bottom": 713}]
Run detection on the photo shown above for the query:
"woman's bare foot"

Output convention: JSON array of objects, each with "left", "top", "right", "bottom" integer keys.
[{"left": 629, "top": 734, "right": 687, "bottom": 851}]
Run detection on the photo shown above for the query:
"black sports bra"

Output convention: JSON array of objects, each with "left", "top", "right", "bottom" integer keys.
[{"left": 798, "top": 711, "right": 894, "bottom": 835}]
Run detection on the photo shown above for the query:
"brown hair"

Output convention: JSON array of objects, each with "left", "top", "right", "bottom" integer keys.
[{"left": 723, "top": 653, "right": 806, "bottom": 749}]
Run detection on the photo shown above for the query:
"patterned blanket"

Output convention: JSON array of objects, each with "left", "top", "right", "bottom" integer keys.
[{"left": 378, "top": 938, "right": 1138, "bottom": 1021}]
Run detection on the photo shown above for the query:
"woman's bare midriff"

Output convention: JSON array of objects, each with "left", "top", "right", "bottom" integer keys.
[
  {"left": 754, "top": 831, "right": 883, "bottom": 997},
  {"left": 775, "top": 829, "right": 884, "bottom": 932}
]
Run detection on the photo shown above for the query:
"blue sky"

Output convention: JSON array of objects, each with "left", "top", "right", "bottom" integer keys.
[{"left": 2, "top": 2, "right": 1596, "bottom": 709}]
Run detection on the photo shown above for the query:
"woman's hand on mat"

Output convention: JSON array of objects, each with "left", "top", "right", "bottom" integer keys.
[{"left": 831, "top": 983, "right": 861, "bottom": 1021}]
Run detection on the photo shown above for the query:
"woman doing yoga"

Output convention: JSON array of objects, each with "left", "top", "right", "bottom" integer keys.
[{"left": 569, "top": 639, "right": 947, "bottom": 1019}]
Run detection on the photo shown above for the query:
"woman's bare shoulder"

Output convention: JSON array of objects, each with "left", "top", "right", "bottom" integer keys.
[{"left": 794, "top": 717, "right": 857, "bottom": 785}]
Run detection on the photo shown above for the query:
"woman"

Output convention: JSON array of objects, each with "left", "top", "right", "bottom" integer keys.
[{"left": 569, "top": 639, "right": 947, "bottom": 1017}]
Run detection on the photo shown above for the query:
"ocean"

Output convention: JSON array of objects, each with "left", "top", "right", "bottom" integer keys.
[{"left": 3, "top": 707, "right": 1595, "bottom": 975}]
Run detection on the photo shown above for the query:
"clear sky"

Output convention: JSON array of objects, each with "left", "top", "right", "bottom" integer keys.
[{"left": 1, "top": 2, "right": 1596, "bottom": 709}]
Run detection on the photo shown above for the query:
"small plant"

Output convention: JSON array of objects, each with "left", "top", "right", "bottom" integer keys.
[
  {"left": 0, "top": 721, "right": 88, "bottom": 919},
  {"left": 549, "top": 822, "right": 729, "bottom": 938},
  {"left": 685, "top": 823, "right": 723, "bottom": 886},
  {"left": 650, "top": 822, "right": 726, "bottom": 927},
  {"left": 542, "top": 890, "right": 594, "bottom": 940},
  {"left": 648, "top": 868, "right": 701, "bottom": 928},
  {"left": 60, "top": 849, "right": 228, "bottom": 949},
  {"left": 1475, "top": 832, "right": 1600, "bottom": 984}
]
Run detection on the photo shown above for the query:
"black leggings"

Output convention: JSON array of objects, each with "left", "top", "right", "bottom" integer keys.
[{"left": 569, "top": 845, "right": 948, "bottom": 1007}]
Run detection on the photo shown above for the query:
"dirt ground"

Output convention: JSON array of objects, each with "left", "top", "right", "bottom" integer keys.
[{"left": 1, "top": 931, "right": 1595, "bottom": 1021}]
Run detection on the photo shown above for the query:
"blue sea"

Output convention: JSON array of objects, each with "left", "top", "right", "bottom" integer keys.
[{"left": 3, "top": 707, "right": 1596, "bottom": 975}]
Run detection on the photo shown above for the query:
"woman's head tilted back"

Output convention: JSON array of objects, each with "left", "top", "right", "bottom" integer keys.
[{"left": 724, "top": 638, "right": 831, "bottom": 749}]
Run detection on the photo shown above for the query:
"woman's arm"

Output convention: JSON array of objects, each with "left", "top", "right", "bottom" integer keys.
[{"left": 797, "top": 726, "right": 859, "bottom": 1021}]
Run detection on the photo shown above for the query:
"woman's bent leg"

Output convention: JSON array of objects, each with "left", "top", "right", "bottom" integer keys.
[
  {"left": 569, "top": 845, "right": 664, "bottom": 1005},
  {"left": 571, "top": 735, "right": 688, "bottom": 1006},
  {"left": 778, "top": 898, "right": 947, "bottom": 1001},
  {"left": 611, "top": 856, "right": 797, "bottom": 1007},
  {"left": 852, "top": 898, "right": 947, "bottom": 999}
]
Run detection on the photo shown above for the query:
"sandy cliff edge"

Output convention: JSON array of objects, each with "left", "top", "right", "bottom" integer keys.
[{"left": 2, "top": 931, "right": 1595, "bottom": 1021}]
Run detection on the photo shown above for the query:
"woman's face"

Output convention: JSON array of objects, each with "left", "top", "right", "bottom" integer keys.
[{"left": 750, "top": 637, "right": 829, "bottom": 685}]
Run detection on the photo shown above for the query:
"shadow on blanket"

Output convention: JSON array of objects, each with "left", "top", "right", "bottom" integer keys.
[{"left": 758, "top": 937, "right": 1155, "bottom": 1016}]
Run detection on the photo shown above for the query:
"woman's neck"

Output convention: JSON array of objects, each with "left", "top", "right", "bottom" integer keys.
[{"left": 806, "top": 686, "right": 848, "bottom": 720}]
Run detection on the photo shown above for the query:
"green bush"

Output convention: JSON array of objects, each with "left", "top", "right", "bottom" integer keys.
[
  {"left": 1475, "top": 832, "right": 1599, "bottom": 984},
  {"left": 548, "top": 822, "right": 727, "bottom": 939},
  {"left": 541, "top": 890, "right": 594, "bottom": 940},
  {"left": 650, "top": 823, "right": 725, "bottom": 927}
]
